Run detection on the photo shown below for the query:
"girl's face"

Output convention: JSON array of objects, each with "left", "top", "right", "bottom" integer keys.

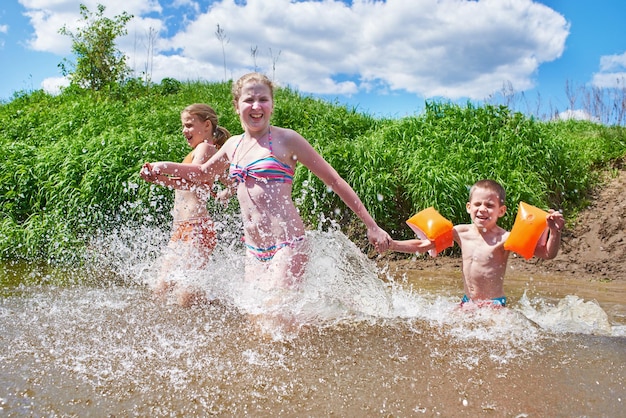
[
  {"left": 181, "top": 111, "right": 212, "bottom": 148},
  {"left": 466, "top": 187, "right": 506, "bottom": 230},
  {"left": 234, "top": 81, "right": 274, "bottom": 133}
]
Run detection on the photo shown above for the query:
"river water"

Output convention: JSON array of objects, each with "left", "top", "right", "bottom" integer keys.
[{"left": 1, "top": 228, "right": 624, "bottom": 417}]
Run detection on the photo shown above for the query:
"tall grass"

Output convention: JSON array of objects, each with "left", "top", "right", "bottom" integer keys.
[
  {"left": 489, "top": 79, "right": 626, "bottom": 126},
  {"left": 1, "top": 82, "right": 625, "bottom": 263}
]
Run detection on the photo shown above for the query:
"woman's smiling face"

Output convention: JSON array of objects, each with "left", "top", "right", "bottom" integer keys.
[{"left": 235, "top": 81, "right": 274, "bottom": 132}]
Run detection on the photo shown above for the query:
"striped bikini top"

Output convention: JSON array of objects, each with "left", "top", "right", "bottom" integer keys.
[{"left": 229, "top": 129, "right": 295, "bottom": 184}]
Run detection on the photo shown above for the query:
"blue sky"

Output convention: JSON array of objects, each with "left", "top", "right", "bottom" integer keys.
[{"left": 1, "top": 0, "right": 625, "bottom": 121}]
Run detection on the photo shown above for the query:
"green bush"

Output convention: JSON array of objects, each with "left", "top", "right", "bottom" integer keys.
[{"left": 1, "top": 81, "right": 625, "bottom": 263}]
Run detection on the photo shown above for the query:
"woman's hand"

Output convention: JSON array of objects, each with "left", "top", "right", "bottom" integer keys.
[{"left": 367, "top": 226, "right": 392, "bottom": 253}]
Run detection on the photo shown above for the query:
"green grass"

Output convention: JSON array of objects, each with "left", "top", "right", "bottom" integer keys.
[{"left": 1, "top": 81, "right": 625, "bottom": 263}]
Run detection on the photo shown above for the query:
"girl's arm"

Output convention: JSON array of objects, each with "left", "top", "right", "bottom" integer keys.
[
  {"left": 193, "top": 142, "right": 218, "bottom": 165},
  {"left": 141, "top": 161, "right": 204, "bottom": 183},
  {"left": 284, "top": 129, "right": 391, "bottom": 251},
  {"left": 139, "top": 166, "right": 195, "bottom": 190},
  {"left": 143, "top": 142, "right": 219, "bottom": 190},
  {"left": 143, "top": 146, "right": 230, "bottom": 186}
]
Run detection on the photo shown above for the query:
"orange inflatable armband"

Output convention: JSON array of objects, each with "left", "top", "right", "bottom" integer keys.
[
  {"left": 503, "top": 202, "right": 548, "bottom": 260},
  {"left": 406, "top": 207, "right": 454, "bottom": 257}
]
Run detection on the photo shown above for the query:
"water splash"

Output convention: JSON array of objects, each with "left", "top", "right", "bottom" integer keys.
[
  {"left": 79, "top": 216, "right": 622, "bottom": 340},
  {"left": 517, "top": 292, "right": 615, "bottom": 336},
  {"left": 1, "top": 223, "right": 624, "bottom": 416}
]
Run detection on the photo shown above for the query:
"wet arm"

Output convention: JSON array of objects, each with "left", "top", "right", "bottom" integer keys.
[
  {"left": 142, "top": 161, "right": 205, "bottom": 183},
  {"left": 534, "top": 210, "right": 564, "bottom": 259},
  {"left": 147, "top": 149, "right": 229, "bottom": 186},
  {"left": 389, "top": 239, "right": 434, "bottom": 254},
  {"left": 140, "top": 165, "right": 195, "bottom": 190},
  {"left": 292, "top": 134, "right": 391, "bottom": 250}
]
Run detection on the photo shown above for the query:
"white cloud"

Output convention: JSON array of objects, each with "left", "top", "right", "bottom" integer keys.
[
  {"left": 556, "top": 109, "right": 599, "bottom": 123},
  {"left": 20, "top": 0, "right": 161, "bottom": 53},
  {"left": 599, "top": 51, "right": 626, "bottom": 72},
  {"left": 147, "top": 53, "right": 223, "bottom": 85},
  {"left": 41, "top": 75, "right": 69, "bottom": 95},
  {"left": 0, "top": 23, "right": 8, "bottom": 49},
  {"left": 592, "top": 72, "right": 626, "bottom": 89},
  {"left": 19, "top": 0, "right": 570, "bottom": 100},
  {"left": 0, "top": 23, "right": 7, "bottom": 49},
  {"left": 592, "top": 51, "right": 626, "bottom": 89}
]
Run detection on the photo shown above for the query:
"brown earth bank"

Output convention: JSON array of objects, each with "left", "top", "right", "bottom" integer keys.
[{"left": 378, "top": 162, "right": 626, "bottom": 283}]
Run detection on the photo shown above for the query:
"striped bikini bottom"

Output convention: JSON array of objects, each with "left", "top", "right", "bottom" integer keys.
[{"left": 244, "top": 236, "right": 305, "bottom": 262}]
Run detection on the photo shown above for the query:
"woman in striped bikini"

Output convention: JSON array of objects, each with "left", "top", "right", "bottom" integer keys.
[{"left": 142, "top": 73, "right": 390, "bottom": 293}]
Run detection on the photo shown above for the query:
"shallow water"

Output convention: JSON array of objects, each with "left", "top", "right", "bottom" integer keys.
[{"left": 1, "top": 229, "right": 624, "bottom": 417}]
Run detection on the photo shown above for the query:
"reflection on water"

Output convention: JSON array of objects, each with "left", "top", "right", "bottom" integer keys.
[{"left": 0, "top": 228, "right": 624, "bottom": 416}]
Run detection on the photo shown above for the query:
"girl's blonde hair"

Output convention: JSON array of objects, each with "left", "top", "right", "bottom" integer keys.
[
  {"left": 182, "top": 103, "right": 231, "bottom": 148},
  {"left": 231, "top": 72, "right": 274, "bottom": 103}
]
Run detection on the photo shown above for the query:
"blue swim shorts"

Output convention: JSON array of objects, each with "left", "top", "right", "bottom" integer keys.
[{"left": 461, "top": 294, "right": 507, "bottom": 307}]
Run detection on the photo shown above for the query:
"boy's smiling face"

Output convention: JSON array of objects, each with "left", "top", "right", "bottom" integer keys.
[{"left": 466, "top": 186, "right": 506, "bottom": 231}]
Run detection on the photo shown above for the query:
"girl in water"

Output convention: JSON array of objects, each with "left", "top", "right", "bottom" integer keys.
[
  {"left": 141, "top": 73, "right": 390, "bottom": 294},
  {"left": 141, "top": 103, "right": 231, "bottom": 306}
]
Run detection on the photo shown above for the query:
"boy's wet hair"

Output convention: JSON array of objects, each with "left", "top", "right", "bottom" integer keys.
[{"left": 469, "top": 179, "right": 506, "bottom": 205}]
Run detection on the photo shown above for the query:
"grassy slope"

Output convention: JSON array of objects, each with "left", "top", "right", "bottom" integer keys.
[{"left": 1, "top": 81, "right": 625, "bottom": 263}]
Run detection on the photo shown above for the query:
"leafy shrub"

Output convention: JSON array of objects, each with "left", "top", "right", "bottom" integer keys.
[
  {"left": 0, "top": 82, "right": 624, "bottom": 263},
  {"left": 158, "top": 78, "right": 182, "bottom": 96}
]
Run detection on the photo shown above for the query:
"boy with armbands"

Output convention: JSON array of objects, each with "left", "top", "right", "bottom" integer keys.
[{"left": 389, "top": 179, "right": 564, "bottom": 308}]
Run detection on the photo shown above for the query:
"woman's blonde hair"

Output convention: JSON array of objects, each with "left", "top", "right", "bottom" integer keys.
[{"left": 231, "top": 72, "right": 274, "bottom": 103}]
